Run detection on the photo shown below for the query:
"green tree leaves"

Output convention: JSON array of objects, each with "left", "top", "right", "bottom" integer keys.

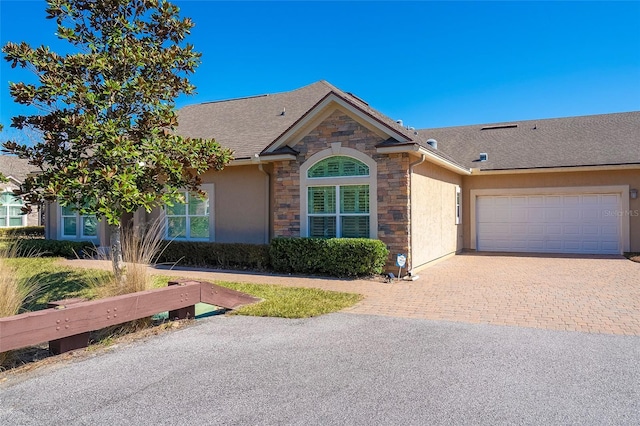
[{"left": 2, "top": 0, "right": 232, "bottom": 226}]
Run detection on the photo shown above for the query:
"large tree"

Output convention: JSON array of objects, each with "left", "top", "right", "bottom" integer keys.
[{"left": 2, "top": 0, "right": 232, "bottom": 281}]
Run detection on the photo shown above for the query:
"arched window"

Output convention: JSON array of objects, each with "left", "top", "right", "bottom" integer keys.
[
  {"left": 0, "top": 192, "right": 25, "bottom": 227},
  {"left": 303, "top": 153, "right": 375, "bottom": 239},
  {"left": 308, "top": 156, "right": 369, "bottom": 178}
]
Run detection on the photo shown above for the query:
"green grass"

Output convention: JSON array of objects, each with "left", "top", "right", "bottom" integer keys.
[
  {"left": 7, "top": 260, "right": 362, "bottom": 319},
  {"left": 213, "top": 281, "right": 362, "bottom": 318},
  {"left": 6, "top": 257, "right": 108, "bottom": 311}
]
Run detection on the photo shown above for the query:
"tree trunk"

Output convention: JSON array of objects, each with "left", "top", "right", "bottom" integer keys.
[{"left": 110, "top": 224, "right": 126, "bottom": 286}]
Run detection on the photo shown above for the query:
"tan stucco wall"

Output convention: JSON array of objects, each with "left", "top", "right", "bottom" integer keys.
[
  {"left": 411, "top": 161, "right": 463, "bottom": 270},
  {"left": 205, "top": 165, "right": 269, "bottom": 244},
  {"left": 462, "top": 169, "right": 640, "bottom": 252},
  {"left": 147, "top": 165, "right": 269, "bottom": 244}
]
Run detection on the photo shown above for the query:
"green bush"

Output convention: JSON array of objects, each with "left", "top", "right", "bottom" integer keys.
[
  {"left": 0, "top": 226, "right": 45, "bottom": 239},
  {"left": 269, "top": 237, "right": 389, "bottom": 277},
  {"left": 156, "top": 241, "right": 270, "bottom": 271},
  {"left": 16, "top": 239, "right": 96, "bottom": 258}
]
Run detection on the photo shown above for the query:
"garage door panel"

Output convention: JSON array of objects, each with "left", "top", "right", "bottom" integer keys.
[
  {"left": 511, "top": 224, "right": 528, "bottom": 234},
  {"left": 602, "top": 241, "right": 619, "bottom": 251},
  {"left": 602, "top": 225, "right": 619, "bottom": 236},
  {"left": 563, "top": 224, "right": 581, "bottom": 235},
  {"left": 545, "top": 209, "right": 562, "bottom": 220},
  {"left": 528, "top": 224, "right": 544, "bottom": 235},
  {"left": 563, "top": 209, "right": 581, "bottom": 220},
  {"left": 528, "top": 208, "right": 545, "bottom": 222},
  {"left": 477, "top": 193, "right": 621, "bottom": 254},
  {"left": 511, "top": 207, "right": 528, "bottom": 221}
]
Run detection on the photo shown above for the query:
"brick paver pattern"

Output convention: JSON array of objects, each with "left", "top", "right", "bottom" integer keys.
[{"left": 62, "top": 254, "right": 640, "bottom": 335}]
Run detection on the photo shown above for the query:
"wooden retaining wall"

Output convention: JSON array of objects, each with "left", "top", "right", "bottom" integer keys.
[{"left": 0, "top": 280, "right": 260, "bottom": 355}]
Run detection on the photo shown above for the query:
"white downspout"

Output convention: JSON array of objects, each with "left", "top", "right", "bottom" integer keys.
[{"left": 258, "top": 164, "right": 271, "bottom": 243}]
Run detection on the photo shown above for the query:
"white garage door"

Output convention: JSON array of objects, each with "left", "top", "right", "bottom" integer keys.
[{"left": 476, "top": 193, "right": 621, "bottom": 254}]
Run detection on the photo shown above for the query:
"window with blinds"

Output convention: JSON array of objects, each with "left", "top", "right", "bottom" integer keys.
[
  {"left": 308, "top": 185, "right": 369, "bottom": 238},
  {"left": 308, "top": 156, "right": 369, "bottom": 178}
]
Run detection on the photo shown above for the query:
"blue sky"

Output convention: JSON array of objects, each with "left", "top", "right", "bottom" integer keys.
[{"left": 1, "top": 0, "right": 639, "bottom": 137}]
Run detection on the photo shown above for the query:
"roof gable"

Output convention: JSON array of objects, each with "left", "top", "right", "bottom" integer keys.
[{"left": 262, "top": 92, "right": 412, "bottom": 154}]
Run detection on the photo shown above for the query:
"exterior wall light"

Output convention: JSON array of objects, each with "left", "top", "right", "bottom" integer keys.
[{"left": 631, "top": 188, "right": 638, "bottom": 199}]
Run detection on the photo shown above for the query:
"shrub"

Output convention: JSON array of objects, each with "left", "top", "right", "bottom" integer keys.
[
  {"left": 157, "top": 241, "right": 270, "bottom": 271},
  {"left": 15, "top": 239, "right": 95, "bottom": 258},
  {"left": 0, "top": 226, "right": 45, "bottom": 239},
  {"left": 269, "top": 237, "right": 389, "bottom": 277}
]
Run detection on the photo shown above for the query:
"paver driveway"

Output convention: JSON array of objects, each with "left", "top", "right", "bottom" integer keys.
[{"left": 63, "top": 254, "right": 640, "bottom": 335}]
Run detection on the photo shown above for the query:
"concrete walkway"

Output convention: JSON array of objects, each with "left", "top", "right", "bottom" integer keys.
[{"left": 60, "top": 253, "right": 640, "bottom": 335}]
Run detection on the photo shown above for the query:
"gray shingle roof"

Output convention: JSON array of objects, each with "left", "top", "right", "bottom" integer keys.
[
  {"left": 176, "top": 80, "right": 420, "bottom": 159},
  {"left": 176, "top": 81, "right": 333, "bottom": 159},
  {"left": 416, "top": 112, "right": 640, "bottom": 170},
  {"left": 0, "top": 155, "right": 36, "bottom": 183},
  {"left": 177, "top": 81, "right": 639, "bottom": 172}
]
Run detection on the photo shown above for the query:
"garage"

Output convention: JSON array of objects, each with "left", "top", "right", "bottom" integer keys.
[{"left": 476, "top": 193, "right": 622, "bottom": 254}]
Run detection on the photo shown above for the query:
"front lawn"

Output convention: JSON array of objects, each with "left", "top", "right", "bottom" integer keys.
[{"left": 6, "top": 258, "right": 362, "bottom": 318}]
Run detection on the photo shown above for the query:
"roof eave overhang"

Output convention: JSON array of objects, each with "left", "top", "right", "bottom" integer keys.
[
  {"left": 470, "top": 163, "right": 640, "bottom": 175},
  {"left": 228, "top": 153, "right": 297, "bottom": 166},
  {"left": 377, "top": 144, "right": 471, "bottom": 175},
  {"left": 263, "top": 92, "right": 411, "bottom": 154}
]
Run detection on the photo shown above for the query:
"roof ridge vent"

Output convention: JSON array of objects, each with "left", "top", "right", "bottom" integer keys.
[{"left": 481, "top": 124, "right": 518, "bottom": 130}]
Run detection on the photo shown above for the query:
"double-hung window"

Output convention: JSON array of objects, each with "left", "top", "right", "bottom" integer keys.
[
  {"left": 0, "top": 192, "right": 25, "bottom": 227},
  {"left": 165, "top": 190, "right": 210, "bottom": 240},
  {"left": 60, "top": 205, "right": 98, "bottom": 239},
  {"left": 306, "top": 156, "right": 370, "bottom": 238}
]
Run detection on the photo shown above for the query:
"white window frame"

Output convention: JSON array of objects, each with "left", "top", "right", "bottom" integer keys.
[
  {"left": 455, "top": 185, "right": 462, "bottom": 225},
  {"left": 163, "top": 183, "right": 215, "bottom": 242},
  {"left": 300, "top": 146, "right": 377, "bottom": 238},
  {"left": 59, "top": 204, "right": 99, "bottom": 241},
  {"left": 307, "top": 184, "right": 370, "bottom": 238},
  {"left": 0, "top": 191, "right": 26, "bottom": 228}
]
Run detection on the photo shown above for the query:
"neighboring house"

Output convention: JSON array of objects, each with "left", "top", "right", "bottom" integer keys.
[
  {"left": 44, "top": 81, "right": 640, "bottom": 271},
  {"left": 0, "top": 155, "right": 41, "bottom": 228}
]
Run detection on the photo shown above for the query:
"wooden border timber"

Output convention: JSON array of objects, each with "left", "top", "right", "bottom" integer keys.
[{"left": 0, "top": 281, "right": 260, "bottom": 354}]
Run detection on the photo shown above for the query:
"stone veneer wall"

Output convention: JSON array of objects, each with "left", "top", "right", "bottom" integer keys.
[{"left": 271, "top": 109, "right": 412, "bottom": 271}]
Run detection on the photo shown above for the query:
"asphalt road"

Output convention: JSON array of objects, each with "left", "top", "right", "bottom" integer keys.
[{"left": 1, "top": 313, "right": 639, "bottom": 425}]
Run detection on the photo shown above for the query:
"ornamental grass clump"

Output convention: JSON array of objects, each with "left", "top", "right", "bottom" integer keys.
[
  {"left": 93, "top": 218, "right": 167, "bottom": 299},
  {"left": 0, "top": 242, "right": 42, "bottom": 367},
  {"left": 90, "top": 219, "right": 168, "bottom": 333}
]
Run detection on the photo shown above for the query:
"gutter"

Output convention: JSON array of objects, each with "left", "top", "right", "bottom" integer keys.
[
  {"left": 377, "top": 144, "right": 471, "bottom": 175},
  {"left": 470, "top": 163, "right": 640, "bottom": 175},
  {"left": 257, "top": 164, "right": 271, "bottom": 243}
]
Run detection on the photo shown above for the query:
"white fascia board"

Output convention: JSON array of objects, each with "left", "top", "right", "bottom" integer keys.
[
  {"left": 377, "top": 144, "right": 471, "bottom": 175},
  {"left": 265, "top": 93, "right": 410, "bottom": 153},
  {"left": 470, "top": 164, "right": 640, "bottom": 175}
]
